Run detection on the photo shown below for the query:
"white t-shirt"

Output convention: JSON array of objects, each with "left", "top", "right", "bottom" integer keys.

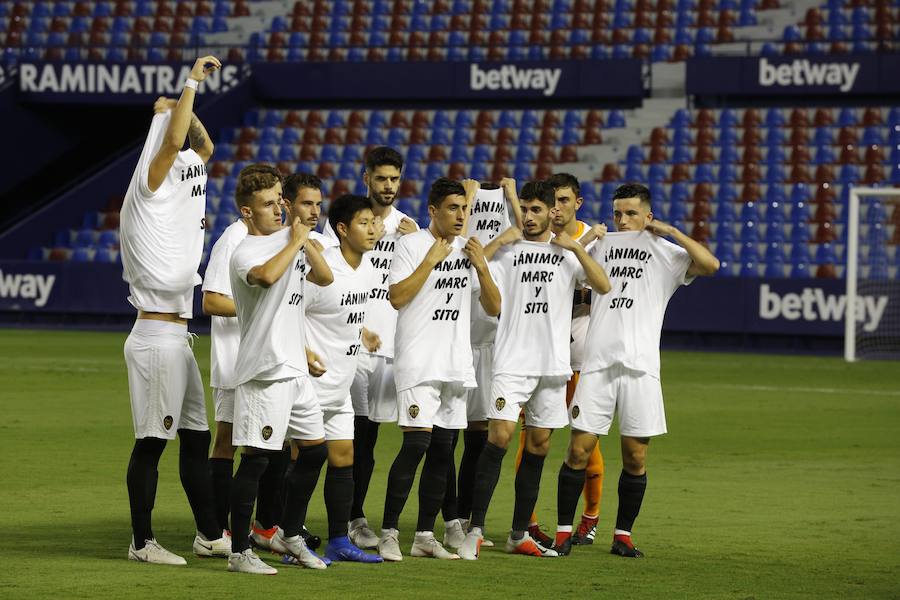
[
  {"left": 201, "top": 219, "right": 248, "bottom": 390},
  {"left": 309, "top": 230, "right": 337, "bottom": 249},
  {"left": 490, "top": 239, "right": 586, "bottom": 377},
  {"left": 325, "top": 205, "right": 417, "bottom": 359},
  {"left": 230, "top": 227, "right": 309, "bottom": 386},
  {"left": 305, "top": 246, "right": 376, "bottom": 409},
  {"left": 120, "top": 111, "right": 207, "bottom": 317},
  {"left": 466, "top": 187, "right": 511, "bottom": 346},
  {"left": 581, "top": 231, "right": 694, "bottom": 379},
  {"left": 389, "top": 228, "right": 479, "bottom": 391}
]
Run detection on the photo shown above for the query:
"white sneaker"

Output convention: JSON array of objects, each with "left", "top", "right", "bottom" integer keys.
[
  {"left": 410, "top": 532, "right": 460, "bottom": 560},
  {"left": 505, "top": 532, "right": 559, "bottom": 558},
  {"left": 128, "top": 538, "right": 187, "bottom": 565},
  {"left": 348, "top": 518, "right": 380, "bottom": 549},
  {"left": 460, "top": 519, "right": 494, "bottom": 547},
  {"left": 194, "top": 530, "right": 232, "bottom": 557},
  {"left": 249, "top": 520, "right": 278, "bottom": 551},
  {"left": 457, "top": 530, "right": 483, "bottom": 561},
  {"left": 269, "top": 527, "right": 327, "bottom": 570},
  {"left": 227, "top": 549, "right": 277, "bottom": 575},
  {"left": 442, "top": 519, "right": 466, "bottom": 549},
  {"left": 378, "top": 528, "right": 403, "bottom": 562}
]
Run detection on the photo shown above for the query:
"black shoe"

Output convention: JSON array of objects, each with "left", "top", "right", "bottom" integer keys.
[
  {"left": 571, "top": 516, "right": 598, "bottom": 546},
  {"left": 527, "top": 524, "right": 554, "bottom": 549},
  {"left": 610, "top": 537, "right": 644, "bottom": 558},
  {"left": 553, "top": 537, "right": 573, "bottom": 557},
  {"left": 301, "top": 525, "right": 322, "bottom": 551}
]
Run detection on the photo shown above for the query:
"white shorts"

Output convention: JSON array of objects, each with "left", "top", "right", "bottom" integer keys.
[
  {"left": 124, "top": 319, "right": 208, "bottom": 440},
  {"left": 233, "top": 376, "right": 324, "bottom": 451},
  {"left": 351, "top": 353, "right": 397, "bottom": 422},
  {"left": 570, "top": 364, "right": 667, "bottom": 438},
  {"left": 323, "top": 398, "right": 355, "bottom": 441},
  {"left": 213, "top": 387, "right": 235, "bottom": 423},
  {"left": 490, "top": 373, "right": 569, "bottom": 429},
  {"left": 467, "top": 344, "right": 493, "bottom": 422},
  {"left": 397, "top": 381, "right": 468, "bottom": 430}
]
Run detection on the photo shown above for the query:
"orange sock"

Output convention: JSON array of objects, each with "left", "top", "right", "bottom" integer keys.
[{"left": 582, "top": 440, "right": 604, "bottom": 518}]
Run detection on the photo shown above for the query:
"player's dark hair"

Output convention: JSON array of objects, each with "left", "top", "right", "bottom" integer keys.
[
  {"left": 365, "top": 146, "right": 404, "bottom": 173},
  {"left": 519, "top": 180, "right": 556, "bottom": 209},
  {"left": 427, "top": 177, "right": 466, "bottom": 207},
  {"left": 282, "top": 172, "right": 322, "bottom": 202},
  {"left": 329, "top": 194, "right": 372, "bottom": 233},
  {"left": 613, "top": 183, "right": 652, "bottom": 209},
  {"left": 235, "top": 163, "right": 282, "bottom": 207},
  {"left": 547, "top": 172, "right": 580, "bottom": 196}
]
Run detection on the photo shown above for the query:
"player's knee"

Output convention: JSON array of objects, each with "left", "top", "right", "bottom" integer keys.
[
  {"left": 621, "top": 448, "right": 647, "bottom": 474},
  {"left": 487, "top": 426, "right": 512, "bottom": 449},
  {"left": 525, "top": 435, "right": 551, "bottom": 456},
  {"left": 327, "top": 441, "right": 354, "bottom": 467},
  {"left": 178, "top": 428, "right": 211, "bottom": 455},
  {"left": 566, "top": 444, "right": 591, "bottom": 469}
]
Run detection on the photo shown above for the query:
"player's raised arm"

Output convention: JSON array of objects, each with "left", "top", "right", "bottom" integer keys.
[
  {"left": 500, "top": 177, "right": 524, "bottom": 230},
  {"left": 147, "top": 55, "right": 221, "bottom": 192},
  {"left": 188, "top": 112, "right": 215, "bottom": 163},
  {"left": 461, "top": 178, "right": 480, "bottom": 233},
  {"left": 645, "top": 220, "right": 720, "bottom": 277},
  {"left": 388, "top": 238, "right": 452, "bottom": 309},
  {"left": 304, "top": 233, "right": 334, "bottom": 286},
  {"left": 484, "top": 225, "right": 523, "bottom": 261},
  {"left": 463, "top": 237, "right": 501, "bottom": 316},
  {"left": 247, "top": 217, "right": 308, "bottom": 288},
  {"left": 202, "top": 291, "right": 236, "bottom": 317},
  {"left": 551, "top": 231, "right": 612, "bottom": 294}
]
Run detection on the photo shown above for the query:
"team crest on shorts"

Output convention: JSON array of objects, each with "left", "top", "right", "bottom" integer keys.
[
  {"left": 495, "top": 397, "right": 506, "bottom": 411},
  {"left": 408, "top": 404, "right": 420, "bottom": 419},
  {"left": 261, "top": 425, "right": 273, "bottom": 440},
  {"left": 571, "top": 405, "right": 580, "bottom": 419},
  {"left": 163, "top": 415, "right": 174, "bottom": 430}
]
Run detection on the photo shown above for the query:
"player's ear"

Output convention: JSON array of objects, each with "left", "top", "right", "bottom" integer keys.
[
  {"left": 336, "top": 222, "right": 347, "bottom": 238},
  {"left": 362, "top": 171, "right": 370, "bottom": 190},
  {"left": 576, "top": 196, "right": 584, "bottom": 209}
]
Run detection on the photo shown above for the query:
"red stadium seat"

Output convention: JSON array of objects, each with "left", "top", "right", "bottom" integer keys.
[
  {"left": 742, "top": 109, "right": 762, "bottom": 128},
  {"left": 862, "top": 164, "right": 884, "bottom": 184},
  {"left": 537, "top": 146, "right": 557, "bottom": 164},
  {"left": 862, "top": 107, "right": 883, "bottom": 126},
  {"left": 789, "top": 126, "right": 810, "bottom": 145},
  {"left": 813, "top": 108, "right": 834, "bottom": 127},
  {"left": 299, "top": 144, "right": 318, "bottom": 161},
  {"left": 814, "top": 165, "right": 835, "bottom": 184},
  {"left": 814, "top": 222, "right": 837, "bottom": 243},
  {"left": 815, "top": 264, "right": 837, "bottom": 278},
  {"left": 317, "top": 162, "right": 336, "bottom": 179},
  {"left": 789, "top": 145, "right": 812, "bottom": 166},
  {"left": 448, "top": 163, "right": 466, "bottom": 180},
  {"left": 560, "top": 145, "right": 579, "bottom": 162},
  {"left": 693, "top": 182, "right": 714, "bottom": 203},
  {"left": 235, "top": 144, "right": 254, "bottom": 161},
  {"left": 583, "top": 127, "right": 603, "bottom": 144},
  {"left": 789, "top": 164, "right": 812, "bottom": 183},
  {"left": 649, "top": 127, "right": 668, "bottom": 145},
  {"left": 741, "top": 183, "right": 762, "bottom": 203},
  {"left": 302, "top": 129, "right": 322, "bottom": 144},
  {"left": 813, "top": 202, "right": 836, "bottom": 223},
  {"left": 694, "top": 145, "right": 715, "bottom": 164},
  {"left": 838, "top": 127, "right": 859, "bottom": 146},
  {"left": 802, "top": 7, "right": 824, "bottom": 26},
  {"left": 742, "top": 145, "right": 763, "bottom": 165},
  {"left": 648, "top": 146, "right": 668, "bottom": 163},
  {"left": 741, "top": 164, "right": 761, "bottom": 183},
  {"left": 600, "top": 163, "right": 622, "bottom": 182},
  {"left": 491, "top": 162, "right": 510, "bottom": 181},
  {"left": 345, "top": 128, "right": 365, "bottom": 144},
  {"left": 864, "top": 145, "right": 885, "bottom": 165},
  {"left": 493, "top": 145, "right": 513, "bottom": 163},
  {"left": 324, "top": 128, "right": 343, "bottom": 145},
  {"left": 671, "top": 163, "right": 691, "bottom": 182},
  {"left": 814, "top": 184, "right": 836, "bottom": 204},
  {"left": 690, "top": 220, "right": 711, "bottom": 242}
]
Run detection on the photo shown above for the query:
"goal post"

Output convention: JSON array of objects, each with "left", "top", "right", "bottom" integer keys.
[{"left": 844, "top": 186, "right": 900, "bottom": 362}]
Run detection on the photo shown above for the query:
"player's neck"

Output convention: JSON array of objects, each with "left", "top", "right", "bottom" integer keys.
[
  {"left": 340, "top": 243, "right": 363, "bottom": 270},
  {"left": 553, "top": 219, "right": 582, "bottom": 238},
  {"left": 370, "top": 202, "right": 392, "bottom": 219},
  {"left": 524, "top": 229, "right": 552, "bottom": 243},
  {"left": 246, "top": 221, "right": 282, "bottom": 236},
  {"left": 428, "top": 222, "right": 455, "bottom": 243}
]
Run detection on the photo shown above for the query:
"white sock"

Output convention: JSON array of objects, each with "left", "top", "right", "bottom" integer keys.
[
  {"left": 556, "top": 525, "right": 573, "bottom": 534},
  {"left": 614, "top": 528, "right": 631, "bottom": 537}
]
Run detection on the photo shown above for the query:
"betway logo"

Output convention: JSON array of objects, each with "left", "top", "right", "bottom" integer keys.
[
  {"left": 0, "top": 269, "right": 55, "bottom": 307},
  {"left": 759, "top": 284, "right": 887, "bottom": 332},
  {"left": 758, "top": 57, "right": 860, "bottom": 93},
  {"left": 470, "top": 64, "right": 561, "bottom": 97}
]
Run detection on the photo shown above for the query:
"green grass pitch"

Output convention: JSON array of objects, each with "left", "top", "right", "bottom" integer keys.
[{"left": 1, "top": 329, "right": 898, "bottom": 599}]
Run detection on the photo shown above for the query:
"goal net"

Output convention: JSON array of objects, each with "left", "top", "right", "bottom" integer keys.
[{"left": 844, "top": 187, "right": 900, "bottom": 361}]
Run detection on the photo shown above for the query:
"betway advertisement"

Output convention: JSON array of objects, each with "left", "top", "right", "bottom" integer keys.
[
  {"left": 686, "top": 54, "right": 900, "bottom": 97},
  {"left": 251, "top": 59, "right": 643, "bottom": 100}
]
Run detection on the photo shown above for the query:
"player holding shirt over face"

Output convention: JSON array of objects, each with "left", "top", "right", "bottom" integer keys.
[
  {"left": 456, "top": 182, "right": 611, "bottom": 560},
  {"left": 449, "top": 177, "right": 522, "bottom": 549},
  {"left": 377, "top": 178, "right": 500, "bottom": 562},
  {"left": 120, "top": 56, "right": 229, "bottom": 565},
  {"left": 302, "top": 194, "right": 383, "bottom": 564},
  {"left": 226, "top": 167, "right": 334, "bottom": 574},
  {"left": 555, "top": 183, "right": 719, "bottom": 558},
  {"left": 321, "top": 147, "right": 418, "bottom": 550}
]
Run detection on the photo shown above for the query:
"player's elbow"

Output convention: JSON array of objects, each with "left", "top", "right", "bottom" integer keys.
[
  {"left": 201, "top": 294, "right": 212, "bottom": 316},
  {"left": 596, "top": 280, "right": 613, "bottom": 295},
  {"left": 701, "top": 258, "right": 720, "bottom": 276},
  {"left": 388, "top": 286, "right": 404, "bottom": 310}
]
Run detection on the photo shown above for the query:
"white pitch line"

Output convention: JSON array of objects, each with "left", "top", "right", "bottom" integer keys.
[{"left": 675, "top": 383, "right": 900, "bottom": 397}]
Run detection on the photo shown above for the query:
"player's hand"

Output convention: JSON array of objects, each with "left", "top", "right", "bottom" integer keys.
[
  {"left": 361, "top": 327, "right": 382, "bottom": 353},
  {"left": 153, "top": 96, "right": 178, "bottom": 114},
  {"left": 644, "top": 219, "right": 676, "bottom": 237},
  {"left": 306, "top": 347, "right": 327, "bottom": 377},
  {"left": 290, "top": 216, "right": 311, "bottom": 247},
  {"left": 189, "top": 55, "right": 222, "bottom": 82},
  {"left": 373, "top": 215, "right": 387, "bottom": 241},
  {"left": 496, "top": 226, "right": 523, "bottom": 246},
  {"left": 462, "top": 178, "right": 480, "bottom": 198},
  {"left": 425, "top": 238, "right": 453, "bottom": 267},
  {"left": 462, "top": 237, "right": 487, "bottom": 268},
  {"left": 500, "top": 177, "right": 517, "bottom": 199},
  {"left": 550, "top": 231, "right": 580, "bottom": 251},
  {"left": 397, "top": 217, "right": 417, "bottom": 236},
  {"left": 580, "top": 223, "right": 608, "bottom": 246}
]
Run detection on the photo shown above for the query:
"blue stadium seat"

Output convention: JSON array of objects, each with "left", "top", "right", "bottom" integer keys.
[
  {"left": 790, "top": 242, "right": 811, "bottom": 263},
  {"left": 815, "top": 243, "right": 837, "bottom": 264},
  {"left": 469, "top": 162, "right": 489, "bottom": 181},
  {"left": 72, "top": 248, "right": 94, "bottom": 262},
  {"left": 766, "top": 201, "right": 786, "bottom": 225},
  {"left": 718, "top": 128, "right": 737, "bottom": 147},
  {"left": 670, "top": 146, "right": 690, "bottom": 164},
  {"left": 387, "top": 128, "right": 407, "bottom": 147},
  {"left": 828, "top": 24, "right": 847, "bottom": 41},
  {"left": 668, "top": 201, "right": 688, "bottom": 222},
  {"left": 452, "top": 128, "right": 471, "bottom": 145},
  {"left": 790, "top": 223, "right": 810, "bottom": 243},
  {"left": 406, "top": 145, "right": 427, "bottom": 164},
  {"left": 695, "top": 164, "right": 714, "bottom": 183},
  {"left": 96, "top": 248, "right": 118, "bottom": 263},
  {"left": 648, "top": 163, "right": 667, "bottom": 183},
  {"left": 581, "top": 182, "right": 597, "bottom": 201},
  {"left": 97, "top": 230, "right": 119, "bottom": 247},
  {"left": 449, "top": 144, "right": 469, "bottom": 163},
  {"left": 782, "top": 25, "right": 802, "bottom": 42},
  {"left": 425, "top": 163, "right": 446, "bottom": 182},
  {"left": 765, "top": 242, "right": 786, "bottom": 263},
  {"left": 591, "top": 45, "right": 610, "bottom": 59},
  {"left": 318, "top": 144, "right": 339, "bottom": 163},
  {"left": 740, "top": 241, "right": 760, "bottom": 263},
  {"left": 764, "top": 258, "right": 785, "bottom": 278},
  {"left": 651, "top": 45, "right": 673, "bottom": 62},
  {"left": 625, "top": 164, "right": 645, "bottom": 181},
  {"left": 813, "top": 145, "right": 836, "bottom": 165},
  {"left": 607, "top": 110, "right": 626, "bottom": 128},
  {"left": 718, "top": 163, "right": 738, "bottom": 183},
  {"left": 674, "top": 27, "right": 694, "bottom": 44},
  {"left": 403, "top": 162, "right": 424, "bottom": 181},
  {"left": 764, "top": 108, "right": 785, "bottom": 127},
  {"left": 670, "top": 182, "right": 690, "bottom": 204},
  {"left": 473, "top": 145, "right": 492, "bottom": 164},
  {"left": 740, "top": 221, "right": 760, "bottom": 243},
  {"left": 765, "top": 145, "right": 786, "bottom": 165},
  {"left": 717, "top": 184, "right": 739, "bottom": 204},
  {"left": 337, "top": 162, "right": 358, "bottom": 180}
]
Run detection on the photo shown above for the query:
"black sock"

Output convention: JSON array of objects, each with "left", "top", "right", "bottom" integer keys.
[
  {"left": 230, "top": 453, "right": 269, "bottom": 553},
  {"left": 280, "top": 460, "right": 293, "bottom": 513},
  {"left": 209, "top": 457, "right": 234, "bottom": 532},
  {"left": 382, "top": 430, "right": 431, "bottom": 530},
  {"left": 457, "top": 429, "right": 487, "bottom": 520},
  {"left": 557, "top": 463, "right": 586, "bottom": 529},
  {"left": 351, "top": 418, "right": 380, "bottom": 521},
  {"left": 281, "top": 443, "right": 328, "bottom": 537},
  {"left": 256, "top": 447, "right": 290, "bottom": 529},
  {"left": 177, "top": 429, "right": 220, "bottom": 540},
  {"left": 512, "top": 450, "right": 546, "bottom": 533},
  {"left": 126, "top": 437, "right": 167, "bottom": 549},
  {"left": 468, "top": 441, "right": 507, "bottom": 529},
  {"left": 616, "top": 470, "right": 648, "bottom": 533},
  {"left": 325, "top": 465, "right": 354, "bottom": 540},
  {"left": 441, "top": 429, "right": 459, "bottom": 522},
  {"left": 417, "top": 427, "right": 455, "bottom": 532}
]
